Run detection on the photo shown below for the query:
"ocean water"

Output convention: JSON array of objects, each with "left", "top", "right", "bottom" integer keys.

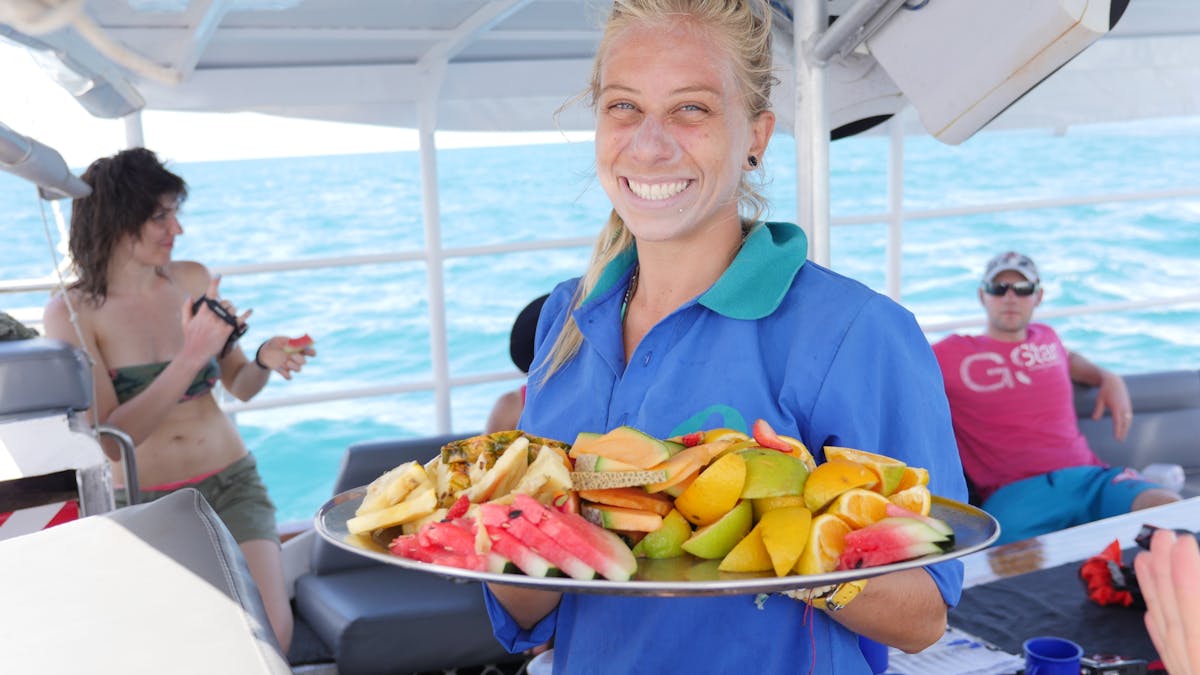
[{"left": 3, "top": 119, "right": 1199, "bottom": 524}]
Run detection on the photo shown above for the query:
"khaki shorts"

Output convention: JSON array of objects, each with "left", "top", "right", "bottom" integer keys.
[{"left": 116, "top": 454, "right": 279, "bottom": 545}]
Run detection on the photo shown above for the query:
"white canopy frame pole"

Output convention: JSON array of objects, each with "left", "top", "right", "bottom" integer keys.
[
  {"left": 414, "top": 0, "right": 532, "bottom": 433},
  {"left": 885, "top": 110, "right": 905, "bottom": 300},
  {"left": 793, "top": 0, "right": 832, "bottom": 265},
  {"left": 123, "top": 111, "right": 144, "bottom": 148},
  {"left": 417, "top": 66, "right": 453, "bottom": 434}
]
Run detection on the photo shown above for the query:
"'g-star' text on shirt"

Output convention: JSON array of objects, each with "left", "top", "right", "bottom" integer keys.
[{"left": 959, "top": 341, "right": 1063, "bottom": 393}]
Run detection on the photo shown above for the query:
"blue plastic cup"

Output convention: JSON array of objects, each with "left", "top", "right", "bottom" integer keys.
[{"left": 1023, "top": 636, "right": 1083, "bottom": 675}]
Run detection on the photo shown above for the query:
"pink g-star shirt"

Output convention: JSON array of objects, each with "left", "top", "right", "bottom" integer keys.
[{"left": 932, "top": 323, "right": 1103, "bottom": 500}]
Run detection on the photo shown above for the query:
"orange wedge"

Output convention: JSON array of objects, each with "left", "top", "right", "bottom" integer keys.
[
  {"left": 888, "top": 485, "right": 932, "bottom": 516},
  {"left": 803, "top": 458, "right": 878, "bottom": 512},
  {"left": 825, "top": 488, "right": 890, "bottom": 529},
  {"left": 703, "top": 428, "right": 750, "bottom": 444},
  {"left": 794, "top": 513, "right": 852, "bottom": 575},
  {"left": 777, "top": 436, "right": 815, "bottom": 472},
  {"left": 823, "top": 446, "right": 906, "bottom": 496},
  {"left": 895, "top": 466, "right": 930, "bottom": 492}
]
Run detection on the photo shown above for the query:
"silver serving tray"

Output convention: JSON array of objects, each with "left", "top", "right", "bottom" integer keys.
[{"left": 315, "top": 488, "right": 999, "bottom": 596}]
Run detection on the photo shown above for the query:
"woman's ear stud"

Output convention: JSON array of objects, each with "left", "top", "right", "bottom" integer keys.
[{"left": 748, "top": 155, "right": 758, "bottom": 168}]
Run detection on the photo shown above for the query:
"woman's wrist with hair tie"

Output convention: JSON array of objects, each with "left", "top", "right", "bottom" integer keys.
[{"left": 254, "top": 342, "right": 271, "bottom": 370}]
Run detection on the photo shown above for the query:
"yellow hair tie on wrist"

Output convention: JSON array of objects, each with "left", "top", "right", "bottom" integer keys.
[{"left": 802, "top": 579, "right": 868, "bottom": 612}]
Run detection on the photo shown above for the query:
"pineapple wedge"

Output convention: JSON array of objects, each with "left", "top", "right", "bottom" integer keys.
[
  {"left": 356, "top": 461, "right": 431, "bottom": 516},
  {"left": 347, "top": 486, "right": 438, "bottom": 534},
  {"left": 464, "top": 436, "right": 530, "bottom": 503},
  {"left": 510, "top": 445, "right": 574, "bottom": 501}
]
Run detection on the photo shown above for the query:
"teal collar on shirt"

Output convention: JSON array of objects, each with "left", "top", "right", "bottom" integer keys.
[{"left": 583, "top": 221, "right": 809, "bottom": 320}]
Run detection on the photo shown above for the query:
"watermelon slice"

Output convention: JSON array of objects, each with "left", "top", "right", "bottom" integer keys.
[
  {"left": 480, "top": 502, "right": 596, "bottom": 580},
  {"left": 390, "top": 529, "right": 487, "bottom": 570},
  {"left": 418, "top": 518, "right": 477, "bottom": 555},
  {"left": 389, "top": 534, "right": 434, "bottom": 562},
  {"left": 512, "top": 494, "right": 637, "bottom": 581},
  {"left": 487, "top": 527, "right": 555, "bottom": 577},
  {"left": 837, "top": 516, "right": 952, "bottom": 570},
  {"left": 884, "top": 502, "right": 955, "bottom": 543},
  {"left": 283, "top": 333, "right": 314, "bottom": 353}
]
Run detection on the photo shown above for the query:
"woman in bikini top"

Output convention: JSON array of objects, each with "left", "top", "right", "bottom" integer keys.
[{"left": 42, "top": 148, "right": 315, "bottom": 651}]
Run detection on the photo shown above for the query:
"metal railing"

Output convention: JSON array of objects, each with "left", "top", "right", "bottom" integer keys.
[{"left": 4, "top": 147, "right": 1199, "bottom": 425}]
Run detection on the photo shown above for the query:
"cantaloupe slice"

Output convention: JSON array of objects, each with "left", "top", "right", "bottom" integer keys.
[
  {"left": 568, "top": 426, "right": 672, "bottom": 469},
  {"left": 577, "top": 487, "right": 673, "bottom": 516},
  {"left": 581, "top": 504, "right": 664, "bottom": 532},
  {"left": 570, "top": 469, "right": 667, "bottom": 490},
  {"left": 642, "top": 444, "right": 712, "bottom": 494}
]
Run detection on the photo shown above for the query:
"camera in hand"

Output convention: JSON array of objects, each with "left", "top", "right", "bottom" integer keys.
[
  {"left": 191, "top": 295, "right": 247, "bottom": 357},
  {"left": 1081, "top": 654, "right": 1148, "bottom": 675}
]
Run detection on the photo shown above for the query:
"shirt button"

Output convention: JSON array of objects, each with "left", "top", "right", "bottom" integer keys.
[{"left": 642, "top": 351, "right": 652, "bottom": 366}]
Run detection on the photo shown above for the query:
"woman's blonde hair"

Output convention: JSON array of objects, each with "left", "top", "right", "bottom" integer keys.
[{"left": 539, "top": 0, "right": 776, "bottom": 380}]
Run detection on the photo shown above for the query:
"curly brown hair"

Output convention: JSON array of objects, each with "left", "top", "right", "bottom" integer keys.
[{"left": 69, "top": 148, "right": 188, "bottom": 303}]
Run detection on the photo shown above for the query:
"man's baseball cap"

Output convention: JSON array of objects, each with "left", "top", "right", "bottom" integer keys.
[{"left": 982, "top": 251, "right": 1039, "bottom": 284}]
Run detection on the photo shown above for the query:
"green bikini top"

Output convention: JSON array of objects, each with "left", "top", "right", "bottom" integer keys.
[{"left": 109, "top": 357, "right": 220, "bottom": 404}]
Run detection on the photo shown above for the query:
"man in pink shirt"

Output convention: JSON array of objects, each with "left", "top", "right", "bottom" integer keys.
[{"left": 933, "top": 252, "right": 1178, "bottom": 544}]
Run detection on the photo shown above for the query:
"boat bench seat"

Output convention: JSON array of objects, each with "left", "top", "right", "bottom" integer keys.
[
  {"left": 1075, "top": 369, "right": 1200, "bottom": 497},
  {"left": 0, "top": 338, "right": 115, "bottom": 537},
  {"left": 293, "top": 434, "right": 517, "bottom": 675}
]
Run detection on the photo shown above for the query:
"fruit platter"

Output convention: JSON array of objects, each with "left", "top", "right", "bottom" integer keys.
[{"left": 315, "top": 422, "right": 999, "bottom": 596}]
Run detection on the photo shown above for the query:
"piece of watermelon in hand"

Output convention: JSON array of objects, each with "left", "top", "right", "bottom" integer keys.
[{"left": 283, "top": 333, "right": 315, "bottom": 354}]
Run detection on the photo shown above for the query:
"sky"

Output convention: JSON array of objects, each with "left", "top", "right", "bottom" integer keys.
[{"left": 0, "top": 43, "right": 592, "bottom": 168}]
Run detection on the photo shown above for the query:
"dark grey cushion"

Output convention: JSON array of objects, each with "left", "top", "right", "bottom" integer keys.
[
  {"left": 294, "top": 566, "right": 512, "bottom": 675},
  {"left": 296, "top": 433, "right": 522, "bottom": 675},
  {"left": 0, "top": 338, "right": 91, "bottom": 418},
  {"left": 1073, "top": 370, "right": 1200, "bottom": 497}
]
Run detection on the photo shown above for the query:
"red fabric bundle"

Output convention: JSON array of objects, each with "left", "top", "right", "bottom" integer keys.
[{"left": 1079, "top": 540, "right": 1139, "bottom": 607}]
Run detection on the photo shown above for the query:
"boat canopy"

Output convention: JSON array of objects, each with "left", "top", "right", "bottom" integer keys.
[
  {"left": 0, "top": 0, "right": 1197, "bottom": 132},
  {"left": 2, "top": 0, "right": 1198, "bottom": 206}
]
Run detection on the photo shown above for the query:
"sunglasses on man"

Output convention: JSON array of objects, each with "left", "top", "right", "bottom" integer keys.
[{"left": 982, "top": 281, "right": 1038, "bottom": 297}]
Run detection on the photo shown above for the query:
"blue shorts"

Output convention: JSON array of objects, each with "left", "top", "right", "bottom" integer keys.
[{"left": 983, "top": 466, "right": 1159, "bottom": 545}]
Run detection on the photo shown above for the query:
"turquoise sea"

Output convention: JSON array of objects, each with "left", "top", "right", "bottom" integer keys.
[{"left": 3, "top": 119, "right": 1199, "bottom": 524}]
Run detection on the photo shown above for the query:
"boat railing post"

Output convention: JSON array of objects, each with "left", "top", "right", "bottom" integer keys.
[
  {"left": 418, "top": 62, "right": 453, "bottom": 434},
  {"left": 886, "top": 109, "right": 906, "bottom": 301},
  {"left": 794, "top": 0, "right": 832, "bottom": 266},
  {"left": 96, "top": 424, "right": 138, "bottom": 505}
]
